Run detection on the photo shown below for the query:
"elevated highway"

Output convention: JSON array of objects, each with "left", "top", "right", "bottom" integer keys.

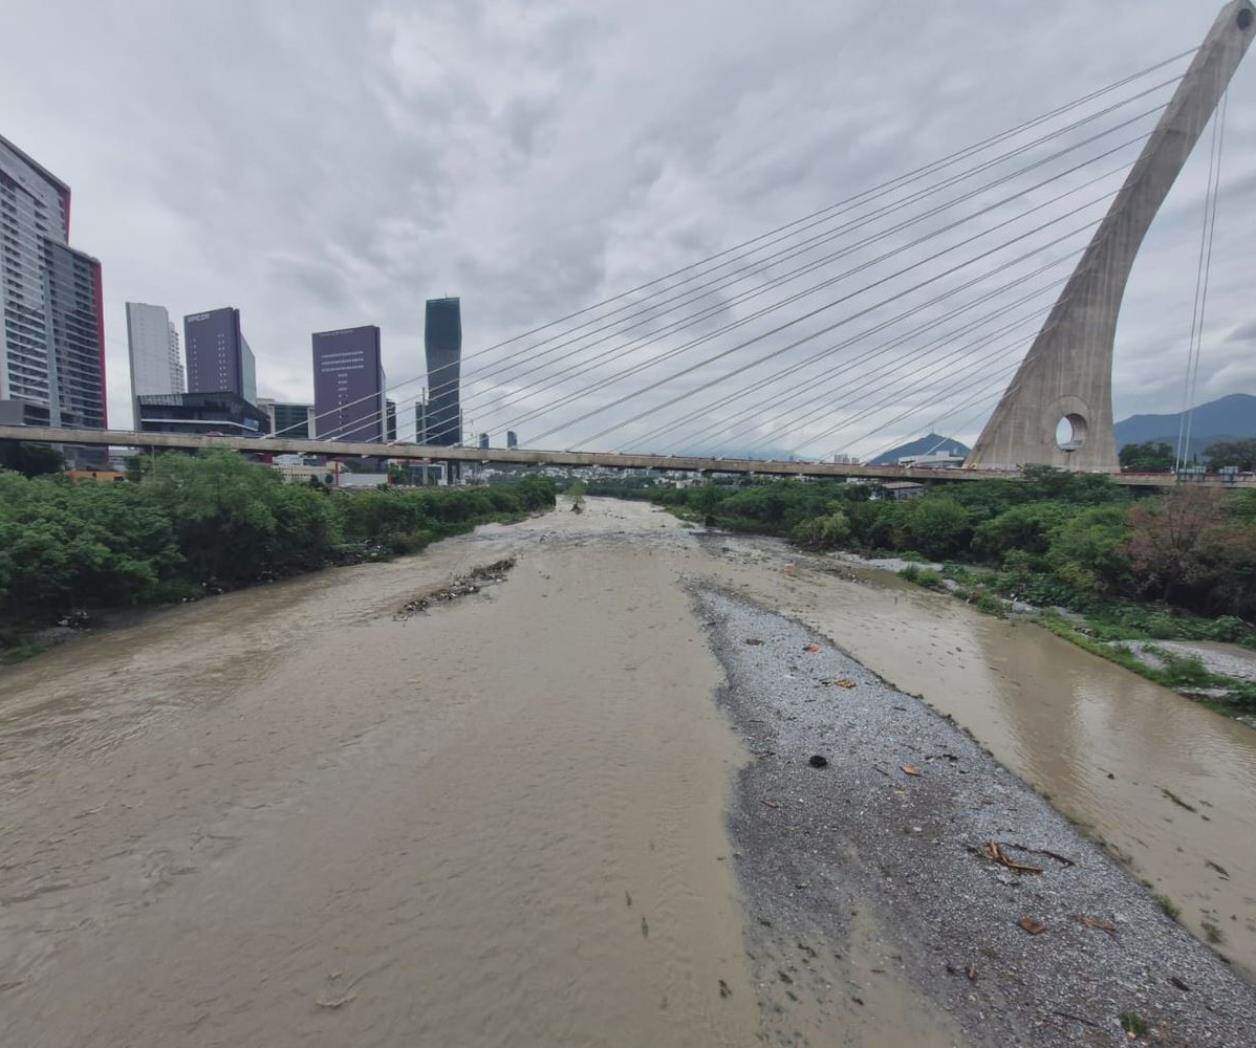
[{"left": 4, "top": 424, "right": 1248, "bottom": 489}]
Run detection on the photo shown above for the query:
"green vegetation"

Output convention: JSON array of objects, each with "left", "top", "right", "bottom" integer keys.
[
  {"left": 0, "top": 441, "right": 65, "bottom": 477},
  {"left": 1206, "top": 437, "right": 1256, "bottom": 472},
  {"left": 0, "top": 452, "right": 555, "bottom": 650},
  {"left": 1119, "top": 440, "right": 1175, "bottom": 472},
  {"left": 650, "top": 467, "right": 1256, "bottom": 713},
  {"left": 1153, "top": 893, "right": 1181, "bottom": 921},
  {"left": 1119, "top": 1011, "right": 1149, "bottom": 1038}
]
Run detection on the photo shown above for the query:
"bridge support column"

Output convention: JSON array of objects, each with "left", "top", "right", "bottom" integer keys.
[{"left": 965, "top": 1, "right": 1254, "bottom": 472}]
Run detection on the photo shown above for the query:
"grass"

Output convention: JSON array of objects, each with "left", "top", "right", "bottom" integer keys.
[
  {"left": 1119, "top": 1011, "right": 1149, "bottom": 1037},
  {"left": 1202, "top": 920, "right": 1225, "bottom": 945},
  {"left": 0, "top": 637, "right": 48, "bottom": 666},
  {"left": 1153, "top": 893, "right": 1181, "bottom": 921},
  {"left": 898, "top": 565, "right": 944, "bottom": 590}
]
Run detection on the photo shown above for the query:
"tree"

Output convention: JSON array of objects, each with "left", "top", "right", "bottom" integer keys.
[
  {"left": 0, "top": 441, "right": 64, "bottom": 477},
  {"left": 896, "top": 497, "right": 973, "bottom": 560},
  {"left": 972, "top": 502, "right": 1071, "bottom": 561},
  {"left": 791, "top": 509, "right": 851, "bottom": 549},
  {"left": 1205, "top": 438, "right": 1256, "bottom": 472},
  {"left": 1045, "top": 504, "right": 1131, "bottom": 596},
  {"left": 1122, "top": 488, "right": 1256, "bottom": 615},
  {"left": 1119, "top": 441, "right": 1176, "bottom": 473}
]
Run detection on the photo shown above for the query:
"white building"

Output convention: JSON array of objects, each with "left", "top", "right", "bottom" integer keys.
[{"left": 125, "top": 302, "right": 184, "bottom": 425}]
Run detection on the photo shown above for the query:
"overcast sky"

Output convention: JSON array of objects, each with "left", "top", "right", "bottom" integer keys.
[{"left": 5, "top": 0, "right": 1254, "bottom": 456}]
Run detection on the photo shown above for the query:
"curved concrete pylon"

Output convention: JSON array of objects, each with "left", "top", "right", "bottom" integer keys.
[{"left": 966, "top": 1, "right": 1254, "bottom": 472}]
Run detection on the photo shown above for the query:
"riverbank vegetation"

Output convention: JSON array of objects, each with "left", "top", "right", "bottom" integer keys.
[
  {"left": 0, "top": 451, "right": 555, "bottom": 655},
  {"left": 647, "top": 468, "right": 1256, "bottom": 713}
]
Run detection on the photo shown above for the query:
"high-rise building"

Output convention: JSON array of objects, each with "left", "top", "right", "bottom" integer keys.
[
  {"left": 386, "top": 399, "right": 397, "bottom": 443},
  {"left": 256, "top": 398, "right": 312, "bottom": 439},
  {"left": 312, "top": 325, "right": 385, "bottom": 442},
  {"left": 126, "top": 302, "right": 183, "bottom": 426},
  {"left": 398, "top": 395, "right": 426, "bottom": 444},
  {"left": 0, "top": 134, "right": 106, "bottom": 434},
  {"left": 506, "top": 430, "right": 518, "bottom": 449},
  {"left": 137, "top": 391, "right": 269, "bottom": 437},
  {"left": 424, "top": 297, "right": 461, "bottom": 446},
  {"left": 478, "top": 432, "right": 489, "bottom": 450},
  {"left": 184, "top": 307, "right": 256, "bottom": 404}
]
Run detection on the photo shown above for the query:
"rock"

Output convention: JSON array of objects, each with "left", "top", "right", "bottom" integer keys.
[{"left": 808, "top": 755, "right": 829, "bottom": 769}]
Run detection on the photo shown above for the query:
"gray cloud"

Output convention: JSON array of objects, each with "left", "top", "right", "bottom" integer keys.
[{"left": 4, "top": 0, "right": 1253, "bottom": 455}]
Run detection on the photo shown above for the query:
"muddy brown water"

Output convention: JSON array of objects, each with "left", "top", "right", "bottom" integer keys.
[
  {"left": 704, "top": 531, "right": 1256, "bottom": 980},
  {"left": 1, "top": 497, "right": 1253, "bottom": 1045}
]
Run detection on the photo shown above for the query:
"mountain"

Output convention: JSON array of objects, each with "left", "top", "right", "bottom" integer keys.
[
  {"left": 1114, "top": 394, "right": 1256, "bottom": 455},
  {"left": 867, "top": 433, "right": 970, "bottom": 466}
]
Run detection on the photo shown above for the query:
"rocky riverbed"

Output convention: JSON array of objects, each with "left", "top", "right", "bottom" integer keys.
[{"left": 698, "top": 586, "right": 1256, "bottom": 1046}]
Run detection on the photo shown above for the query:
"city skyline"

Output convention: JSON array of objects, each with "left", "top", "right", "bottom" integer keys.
[{"left": 4, "top": 2, "right": 1254, "bottom": 456}]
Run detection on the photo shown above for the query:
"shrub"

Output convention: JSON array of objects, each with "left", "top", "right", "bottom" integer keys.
[
  {"left": 0, "top": 453, "right": 556, "bottom": 629},
  {"left": 972, "top": 502, "right": 1070, "bottom": 561},
  {"left": 895, "top": 498, "right": 973, "bottom": 561},
  {"left": 790, "top": 509, "right": 851, "bottom": 549},
  {"left": 901, "top": 566, "right": 944, "bottom": 590}
]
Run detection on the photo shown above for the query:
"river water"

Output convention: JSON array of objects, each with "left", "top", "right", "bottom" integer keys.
[
  {"left": 702, "top": 530, "right": 1256, "bottom": 979},
  {"left": 1, "top": 497, "right": 1253, "bottom": 1046}
]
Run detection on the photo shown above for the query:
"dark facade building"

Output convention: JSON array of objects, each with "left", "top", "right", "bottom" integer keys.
[
  {"left": 478, "top": 432, "right": 489, "bottom": 450},
  {"left": 0, "top": 134, "right": 106, "bottom": 437},
  {"left": 386, "top": 399, "right": 397, "bottom": 443},
  {"left": 424, "top": 297, "right": 461, "bottom": 445},
  {"left": 312, "top": 325, "right": 385, "bottom": 442},
  {"left": 136, "top": 391, "right": 270, "bottom": 436},
  {"left": 506, "top": 430, "right": 518, "bottom": 449},
  {"left": 257, "top": 399, "right": 312, "bottom": 439},
  {"left": 184, "top": 307, "right": 255, "bottom": 403},
  {"left": 273, "top": 401, "right": 311, "bottom": 439}
]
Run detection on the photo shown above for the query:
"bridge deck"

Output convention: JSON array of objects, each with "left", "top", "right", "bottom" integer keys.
[{"left": 4, "top": 424, "right": 1248, "bottom": 489}]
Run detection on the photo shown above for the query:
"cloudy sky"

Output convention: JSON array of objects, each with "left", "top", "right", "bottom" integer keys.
[{"left": 5, "top": 0, "right": 1254, "bottom": 457}]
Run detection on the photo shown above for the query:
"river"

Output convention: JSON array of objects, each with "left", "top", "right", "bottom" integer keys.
[{"left": 0, "top": 496, "right": 1252, "bottom": 1046}]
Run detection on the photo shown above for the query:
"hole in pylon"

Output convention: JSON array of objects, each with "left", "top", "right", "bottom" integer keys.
[
  {"left": 1240, "top": 9, "right": 1253, "bottom": 31},
  {"left": 1055, "top": 414, "right": 1088, "bottom": 452}
]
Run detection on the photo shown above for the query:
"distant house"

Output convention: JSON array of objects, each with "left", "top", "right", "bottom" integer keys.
[
  {"left": 875, "top": 480, "right": 925, "bottom": 501},
  {"left": 66, "top": 469, "right": 126, "bottom": 484}
]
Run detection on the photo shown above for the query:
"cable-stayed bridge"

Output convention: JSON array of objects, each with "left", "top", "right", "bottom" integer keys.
[{"left": 6, "top": 3, "right": 1253, "bottom": 483}]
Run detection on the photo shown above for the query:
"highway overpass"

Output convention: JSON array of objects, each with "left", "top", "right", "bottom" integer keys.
[{"left": 5, "top": 423, "right": 1248, "bottom": 490}]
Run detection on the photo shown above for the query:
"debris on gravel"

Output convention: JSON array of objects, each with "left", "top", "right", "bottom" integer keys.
[{"left": 397, "top": 558, "right": 516, "bottom": 618}]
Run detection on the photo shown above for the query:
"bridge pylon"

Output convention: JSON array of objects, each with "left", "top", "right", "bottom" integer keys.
[{"left": 965, "top": 1, "right": 1254, "bottom": 472}]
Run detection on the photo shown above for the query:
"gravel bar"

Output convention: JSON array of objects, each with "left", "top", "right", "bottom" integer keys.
[{"left": 696, "top": 585, "right": 1256, "bottom": 1047}]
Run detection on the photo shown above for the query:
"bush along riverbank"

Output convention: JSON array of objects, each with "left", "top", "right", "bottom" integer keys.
[
  {"left": 0, "top": 451, "right": 556, "bottom": 661},
  {"left": 649, "top": 468, "right": 1256, "bottom": 719}
]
